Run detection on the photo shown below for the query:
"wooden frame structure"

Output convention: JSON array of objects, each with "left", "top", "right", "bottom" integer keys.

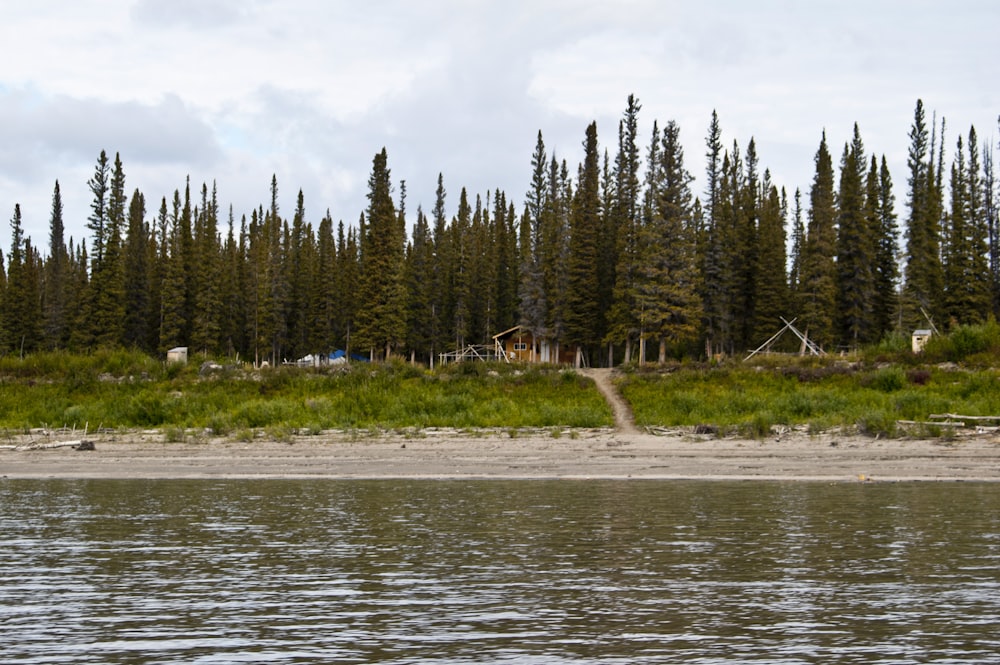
[{"left": 744, "top": 317, "right": 825, "bottom": 361}]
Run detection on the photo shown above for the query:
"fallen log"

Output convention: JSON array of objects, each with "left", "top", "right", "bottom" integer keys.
[
  {"left": 896, "top": 419, "right": 966, "bottom": 428},
  {"left": 929, "top": 413, "right": 1000, "bottom": 422},
  {"left": 13, "top": 440, "right": 95, "bottom": 451}
]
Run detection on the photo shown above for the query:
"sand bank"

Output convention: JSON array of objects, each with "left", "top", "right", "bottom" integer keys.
[{"left": 3, "top": 428, "right": 999, "bottom": 482}]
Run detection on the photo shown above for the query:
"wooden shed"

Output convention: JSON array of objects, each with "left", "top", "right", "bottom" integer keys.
[
  {"left": 912, "top": 329, "right": 933, "bottom": 354},
  {"left": 492, "top": 326, "right": 577, "bottom": 365},
  {"left": 166, "top": 347, "right": 188, "bottom": 364}
]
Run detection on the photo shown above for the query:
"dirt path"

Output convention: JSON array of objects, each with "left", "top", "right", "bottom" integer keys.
[{"left": 579, "top": 368, "right": 640, "bottom": 434}]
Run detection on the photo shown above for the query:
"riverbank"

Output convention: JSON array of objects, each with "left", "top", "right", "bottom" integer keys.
[{"left": 3, "top": 428, "right": 999, "bottom": 481}]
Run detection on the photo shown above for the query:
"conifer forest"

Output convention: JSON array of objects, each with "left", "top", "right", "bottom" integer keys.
[{"left": 2, "top": 97, "right": 999, "bottom": 366}]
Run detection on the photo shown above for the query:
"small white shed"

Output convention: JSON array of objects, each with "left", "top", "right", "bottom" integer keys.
[
  {"left": 911, "top": 330, "right": 932, "bottom": 354},
  {"left": 167, "top": 347, "right": 189, "bottom": 364}
]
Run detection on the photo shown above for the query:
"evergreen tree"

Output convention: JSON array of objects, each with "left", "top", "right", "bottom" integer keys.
[
  {"left": 43, "top": 181, "right": 70, "bottom": 349},
  {"left": 2, "top": 205, "right": 42, "bottom": 354},
  {"left": 700, "top": 110, "right": 731, "bottom": 356},
  {"left": 159, "top": 191, "right": 188, "bottom": 353},
  {"left": 799, "top": 132, "right": 838, "bottom": 349},
  {"left": 870, "top": 156, "right": 900, "bottom": 338},
  {"left": 450, "top": 188, "right": 472, "bottom": 348},
  {"left": 518, "top": 133, "right": 549, "bottom": 346},
  {"left": 308, "top": 210, "right": 337, "bottom": 354},
  {"left": 943, "top": 128, "right": 991, "bottom": 324},
  {"left": 191, "top": 183, "right": 223, "bottom": 354},
  {"left": 903, "top": 100, "right": 944, "bottom": 326},
  {"left": 353, "top": 149, "right": 406, "bottom": 358},
  {"left": 491, "top": 191, "right": 519, "bottom": 336},
  {"left": 86, "top": 150, "right": 110, "bottom": 268},
  {"left": 148, "top": 197, "right": 170, "bottom": 353},
  {"left": 752, "top": 181, "right": 789, "bottom": 344},
  {"left": 564, "top": 121, "right": 603, "bottom": 364},
  {"left": 429, "top": 174, "right": 451, "bottom": 363},
  {"left": 123, "top": 189, "right": 150, "bottom": 349},
  {"left": 89, "top": 153, "right": 127, "bottom": 347},
  {"left": 220, "top": 207, "right": 247, "bottom": 357},
  {"left": 835, "top": 124, "right": 875, "bottom": 346},
  {"left": 965, "top": 126, "right": 991, "bottom": 322},
  {"left": 985, "top": 130, "right": 1000, "bottom": 316},
  {"left": 788, "top": 188, "right": 805, "bottom": 298},
  {"left": 605, "top": 96, "right": 643, "bottom": 364},
  {"left": 733, "top": 138, "right": 761, "bottom": 349},
  {"left": 405, "top": 206, "right": 434, "bottom": 362},
  {"left": 634, "top": 120, "right": 702, "bottom": 362},
  {"left": 337, "top": 222, "right": 361, "bottom": 354},
  {"left": 540, "top": 157, "right": 571, "bottom": 357}
]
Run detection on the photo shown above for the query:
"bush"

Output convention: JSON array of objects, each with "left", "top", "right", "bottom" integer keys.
[
  {"left": 856, "top": 410, "right": 897, "bottom": 438},
  {"left": 863, "top": 367, "right": 905, "bottom": 392}
]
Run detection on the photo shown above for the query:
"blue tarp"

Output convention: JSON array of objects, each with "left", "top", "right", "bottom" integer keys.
[{"left": 328, "top": 350, "right": 369, "bottom": 362}]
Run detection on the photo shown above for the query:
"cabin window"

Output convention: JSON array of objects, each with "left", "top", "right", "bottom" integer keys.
[{"left": 513, "top": 342, "right": 527, "bottom": 351}]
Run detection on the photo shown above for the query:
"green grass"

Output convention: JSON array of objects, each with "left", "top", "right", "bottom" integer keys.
[
  {"left": 5, "top": 335, "right": 1000, "bottom": 440},
  {"left": 618, "top": 361, "right": 1000, "bottom": 437},
  {"left": 0, "top": 355, "right": 613, "bottom": 432}
]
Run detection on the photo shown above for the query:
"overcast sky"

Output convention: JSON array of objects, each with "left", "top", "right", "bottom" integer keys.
[{"left": 2, "top": 0, "right": 998, "bottom": 253}]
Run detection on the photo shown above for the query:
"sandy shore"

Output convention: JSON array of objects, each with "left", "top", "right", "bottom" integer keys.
[{"left": 3, "top": 427, "right": 1000, "bottom": 481}]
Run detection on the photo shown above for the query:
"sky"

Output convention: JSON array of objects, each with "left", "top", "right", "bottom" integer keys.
[{"left": 1, "top": 0, "right": 999, "bottom": 254}]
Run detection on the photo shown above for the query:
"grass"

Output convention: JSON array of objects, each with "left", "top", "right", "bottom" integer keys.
[
  {"left": 0, "top": 354, "right": 614, "bottom": 432},
  {"left": 4, "top": 323, "right": 1000, "bottom": 441},
  {"left": 618, "top": 359, "right": 1000, "bottom": 437}
]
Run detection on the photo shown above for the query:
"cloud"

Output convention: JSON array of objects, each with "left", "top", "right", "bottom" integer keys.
[
  {"left": 130, "top": 0, "right": 249, "bottom": 29},
  {"left": 0, "top": 88, "right": 221, "bottom": 178}
]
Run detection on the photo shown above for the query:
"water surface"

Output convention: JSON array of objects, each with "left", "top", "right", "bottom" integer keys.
[{"left": 2, "top": 480, "right": 999, "bottom": 663}]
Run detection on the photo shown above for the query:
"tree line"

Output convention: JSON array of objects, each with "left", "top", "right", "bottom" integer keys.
[{"left": 1, "top": 97, "right": 998, "bottom": 365}]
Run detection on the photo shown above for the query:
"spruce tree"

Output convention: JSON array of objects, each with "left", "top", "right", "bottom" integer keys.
[
  {"left": 903, "top": 100, "right": 944, "bottom": 326},
  {"left": 159, "top": 191, "right": 188, "bottom": 353},
  {"left": 89, "top": 153, "right": 127, "bottom": 347},
  {"left": 732, "top": 139, "right": 760, "bottom": 350},
  {"left": 353, "top": 149, "right": 406, "bottom": 358},
  {"left": 869, "top": 156, "right": 900, "bottom": 338},
  {"left": 700, "top": 111, "right": 731, "bottom": 356},
  {"left": 43, "top": 181, "right": 70, "bottom": 349},
  {"left": 86, "top": 150, "right": 110, "bottom": 268},
  {"left": 451, "top": 188, "right": 472, "bottom": 348},
  {"left": 835, "top": 124, "right": 874, "bottom": 346},
  {"left": 985, "top": 130, "right": 1000, "bottom": 317},
  {"left": 634, "top": 120, "right": 702, "bottom": 362},
  {"left": 799, "top": 132, "right": 838, "bottom": 350},
  {"left": 965, "top": 127, "right": 992, "bottom": 322},
  {"left": 429, "top": 174, "right": 451, "bottom": 363},
  {"left": 191, "top": 183, "right": 223, "bottom": 355},
  {"left": 404, "top": 206, "right": 434, "bottom": 362},
  {"left": 943, "top": 128, "right": 991, "bottom": 324},
  {"left": 2, "top": 205, "right": 42, "bottom": 354},
  {"left": 123, "top": 189, "right": 150, "bottom": 350},
  {"left": 788, "top": 188, "right": 805, "bottom": 300},
  {"left": 518, "top": 133, "right": 549, "bottom": 346},
  {"left": 605, "top": 98, "right": 643, "bottom": 363},
  {"left": 564, "top": 121, "right": 603, "bottom": 364},
  {"left": 752, "top": 181, "right": 789, "bottom": 344}
]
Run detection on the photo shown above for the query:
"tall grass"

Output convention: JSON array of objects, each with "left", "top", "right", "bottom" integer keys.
[
  {"left": 619, "top": 361, "right": 999, "bottom": 437},
  {"left": 0, "top": 357, "right": 613, "bottom": 431}
]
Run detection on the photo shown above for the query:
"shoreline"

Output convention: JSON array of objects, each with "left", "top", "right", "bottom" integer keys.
[{"left": 3, "top": 428, "right": 1000, "bottom": 482}]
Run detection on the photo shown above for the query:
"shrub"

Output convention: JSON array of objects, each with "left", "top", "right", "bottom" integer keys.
[
  {"left": 864, "top": 367, "right": 905, "bottom": 392},
  {"left": 856, "top": 410, "right": 897, "bottom": 438}
]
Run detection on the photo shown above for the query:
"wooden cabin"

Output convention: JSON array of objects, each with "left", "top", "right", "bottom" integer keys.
[{"left": 492, "top": 326, "right": 577, "bottom": 364}]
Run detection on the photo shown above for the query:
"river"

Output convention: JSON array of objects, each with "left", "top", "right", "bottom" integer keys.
[{"left": 2, "top": 479, "right": 999, "bottom": 663}]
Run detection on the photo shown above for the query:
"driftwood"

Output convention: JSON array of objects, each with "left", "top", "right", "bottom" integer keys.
[
  {"left": 897, "top": 419, "right": 966, "bottom": 428},
  {"left": 929, "top": 413, "right": 1000, "bottom": 422},
  {"left": 4, "top": 440, "right": 96, "bottom": 451}
]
